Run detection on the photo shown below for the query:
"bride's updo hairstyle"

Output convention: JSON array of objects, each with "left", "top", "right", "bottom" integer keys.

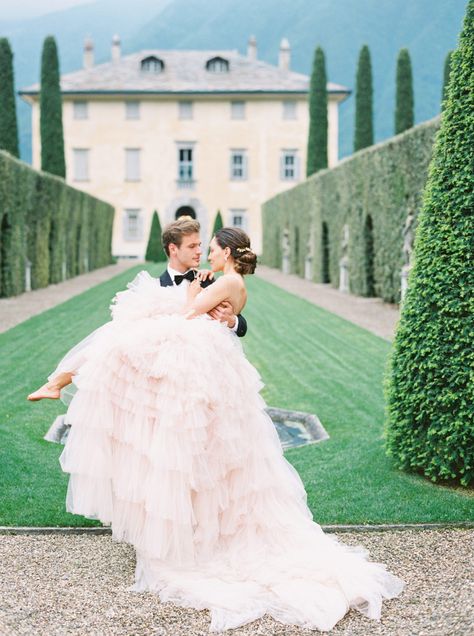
[{"left": 214, "top": 227, "right": 257, "bottom": 275}]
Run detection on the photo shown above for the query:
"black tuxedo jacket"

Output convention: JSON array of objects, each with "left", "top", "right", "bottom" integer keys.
[{"left": 159, "top": 270, "right": 248, "bottom": 338}]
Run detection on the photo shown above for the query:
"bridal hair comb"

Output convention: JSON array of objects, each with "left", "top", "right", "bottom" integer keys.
[{"left": 236, "top": 247, "right": 253, "bottom": 253}]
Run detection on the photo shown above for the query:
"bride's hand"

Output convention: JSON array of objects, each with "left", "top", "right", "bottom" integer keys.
[{"left": 197, "top": 269, "right": 214, "bottom": 282}]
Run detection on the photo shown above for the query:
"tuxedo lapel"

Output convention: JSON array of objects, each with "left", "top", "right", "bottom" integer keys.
[{"left": 159, "top": 270, "right": 174, "bottom": 287}]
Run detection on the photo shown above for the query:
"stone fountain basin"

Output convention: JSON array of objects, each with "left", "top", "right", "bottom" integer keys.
[{"left": 265, "top": 407, "right": 329, "bottom": 450}]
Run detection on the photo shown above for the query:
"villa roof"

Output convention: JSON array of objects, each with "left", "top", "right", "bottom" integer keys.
[{"left": 20, "top": 49, "right": 350, "bottom": 98}]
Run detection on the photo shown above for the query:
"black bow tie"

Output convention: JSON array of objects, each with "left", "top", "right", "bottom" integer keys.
[{"left": 174, "top": 270, "right": 196, "bottom": 285}]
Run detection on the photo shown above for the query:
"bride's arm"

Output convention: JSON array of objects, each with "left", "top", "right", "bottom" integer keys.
[{"left": 184, "top": 277, "right": 235, "bottom": 317}]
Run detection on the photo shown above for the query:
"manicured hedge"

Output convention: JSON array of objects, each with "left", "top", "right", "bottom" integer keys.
[
  {"left": 211, "top": 210, "right": 224, "bottom": 235},
  {"left": 385, "top": 0, "right": 474, "bottom": 487},
  {"left": 145, "top": 210, "right": 166, "bottom": 262},
  {"left": 0, "top": 150, "right": 114, "bottom": 297},
  {"left": 262, "top": 116, "right": 439, "bottom": 303}
]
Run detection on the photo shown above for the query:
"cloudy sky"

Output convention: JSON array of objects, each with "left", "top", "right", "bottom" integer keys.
[{"left": 0, "top": 0, "right": 94, "bottom": 20}]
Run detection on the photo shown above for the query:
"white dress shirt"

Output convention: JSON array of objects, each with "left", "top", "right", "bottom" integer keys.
[
  {"left": 166, "top": 266, "right": 239, "bottom": 333},
  {"left": 167, "top": 265, "right": 192, "bottom": 303}
]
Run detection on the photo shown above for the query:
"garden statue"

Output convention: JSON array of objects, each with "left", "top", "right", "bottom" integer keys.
[
  {"left": 282, "top": 227, "right": 290, "bottom": 274},
  {"left": 339, "top": 224, "right": 350, "bottom": 293},
  {"left": 24, "top": 258, "right": 31, "bottom": 292},
  {"left": 402, "top": 212, "right": 415, "bottom": 265},
  {"left": 304, "top": 230, "right": 314, "bottom": 280},
  {"left": 401, "top": 212, "right": 415, "bottom": 300}
]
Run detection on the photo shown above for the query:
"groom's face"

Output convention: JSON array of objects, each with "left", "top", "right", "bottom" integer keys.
[{"left": 170, "top": 232, "right": 202, "bottom": 270}]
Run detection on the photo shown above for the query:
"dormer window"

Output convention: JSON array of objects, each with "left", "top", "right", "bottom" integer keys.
[
  {"left": 140, "top": 56, "right": 164, "bottom": 73},
  {"left": 206, "top": 56, "right": 229, "bottom": 73}
]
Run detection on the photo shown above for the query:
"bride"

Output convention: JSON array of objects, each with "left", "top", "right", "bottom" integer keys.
[{"left": 28, "top": 226, "right": 404, "bottom": 632}]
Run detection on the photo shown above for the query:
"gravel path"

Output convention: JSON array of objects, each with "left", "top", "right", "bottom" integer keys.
[
  {"left": 255, "top": 266, "right": 400, "bottom": 341},
  {"left": 1, "top": 530, "right": 472, "bottom": 635},
  {"left": 0, "top": 261, "right": 138, "bottom": 334}
]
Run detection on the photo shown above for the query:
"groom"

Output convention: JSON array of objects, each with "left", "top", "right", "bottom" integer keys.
[{"left": 159, "top": 217, "right": 247, "bottom": 337}]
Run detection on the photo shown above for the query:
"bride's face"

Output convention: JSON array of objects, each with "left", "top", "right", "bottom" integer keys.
[{"left": 208, "top": 237, "right": 228, "bottom": 272}]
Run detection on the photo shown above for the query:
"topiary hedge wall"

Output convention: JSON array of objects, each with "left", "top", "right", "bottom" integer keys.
[
  {"left": 262, "top": 116, "right": 440, "bottom": 303},
  {"left": 0, "top": 150, "right": 114, "bottom": 298},
  {"left": 385, "top": 0, "right": 474, "bottom": 487}
]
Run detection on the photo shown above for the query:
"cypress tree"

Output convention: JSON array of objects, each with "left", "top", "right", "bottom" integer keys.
[
  {"left": 441, "top": 50, "right": 453, "bottom": 108},
  {"left": 0, "top": 38, "right": 19, "bottom": 157},
  {"left": 354, "top": 45, "right": 374, "bottom": 152},
  {"left": 306, "top": 46, "right": 328, "bottom": 176},
  {"left": 385, "top": 1, "right": 474, "bottom": 486},
  {"left": 145, "top": 210, "right": 166, "bottom": 262},
  {"left": 40, "top": 36, "right": 65, "bottom": 177},
  {"left": 394, "top": 48, "right": 414, "bottom": 134},
  {"left": 211, "top": 210, "right": 223, "bottom": 235}
]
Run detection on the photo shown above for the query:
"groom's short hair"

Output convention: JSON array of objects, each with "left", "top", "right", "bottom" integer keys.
[{"left": 162, "top": 217, "right": 201, "bottom": 256}]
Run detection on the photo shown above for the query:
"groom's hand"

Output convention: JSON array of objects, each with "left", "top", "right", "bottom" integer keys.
[{"left": 208, "top": 301, "right": 236, "bottom": 329}]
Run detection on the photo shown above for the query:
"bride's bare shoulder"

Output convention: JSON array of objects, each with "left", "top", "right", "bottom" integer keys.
[{"left": 220, "top": 273, "right": 245, "bottom": 290}]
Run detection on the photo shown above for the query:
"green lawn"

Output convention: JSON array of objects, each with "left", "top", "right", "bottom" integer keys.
[{"left": 0, "top": 263, "right": 472, "bottom": 526}]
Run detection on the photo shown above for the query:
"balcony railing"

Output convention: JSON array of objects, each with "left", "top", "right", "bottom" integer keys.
[{"left": 176, "top": 179, "right": 196, "bottom": 190}]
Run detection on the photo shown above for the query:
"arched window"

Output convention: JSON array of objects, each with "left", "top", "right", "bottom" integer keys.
[
  {"left": 294, "top": 226, "right": 300, "bottom": 274},
  {"left": 140, "top": 56, "right": 165, "bottom": 73},
  {"left": 75, "top": 224, "right": 82, "bottom": 276},
  {"left": 321, "top": 222, "right": 330, "bottom": 283},
  {"left": 0, "top": 213, "right": 11, "bottom": 297},
  {"left": 205, "top": 56, "right": 229, "bottom": 73},
  {"left": 48, "top": 218, "right": 57, "bottom": 282},
  {"left": 363, "top": 215, "right": 376, "bottom": 296},
  {"left": 175, "top": 206, "right": 196, "bottom": 219}
]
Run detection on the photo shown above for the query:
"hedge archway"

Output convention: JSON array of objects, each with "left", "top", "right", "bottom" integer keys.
[
  {"left": 321, "top": 222, "right": 330, "bottom": 283},
  {"left": 0, "top": 213, "right": 12, "bottom": 297},
  {"left": 363, "top": 214, "right": 375, "bottom": 296}
]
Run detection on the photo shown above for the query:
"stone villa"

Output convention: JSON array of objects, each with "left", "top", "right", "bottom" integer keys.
[{"left": 20, "top": 36, "right": 350, "bottom": 257}]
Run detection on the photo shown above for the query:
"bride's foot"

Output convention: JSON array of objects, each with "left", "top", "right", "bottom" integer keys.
[
  {"left": 27, "top": 371, "right": 74, "bottom": 401},
  {"left": 27, "top": 383, "right": 61, "bottom": 401}
]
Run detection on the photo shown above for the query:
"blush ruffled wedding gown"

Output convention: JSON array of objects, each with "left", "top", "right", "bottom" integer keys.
[{"left": 48, "top": 270, "right": 404, "bottom": 633}]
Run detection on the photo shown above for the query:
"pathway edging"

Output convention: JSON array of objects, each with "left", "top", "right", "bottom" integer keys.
[{"left": 1, "top": 521, "right": 473, "bottom": 535}]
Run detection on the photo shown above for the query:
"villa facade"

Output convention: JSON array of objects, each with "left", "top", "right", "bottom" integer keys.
[{"left": 21, "top": 36, "right": 350, "bottom": 257}]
